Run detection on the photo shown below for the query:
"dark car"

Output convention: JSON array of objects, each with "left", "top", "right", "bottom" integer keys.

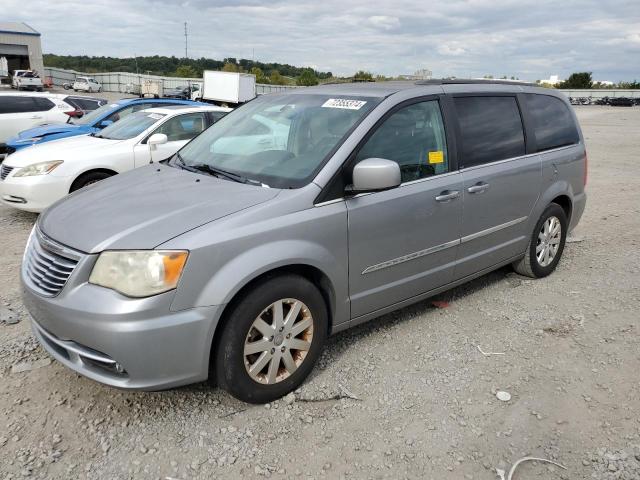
[
  {"left": 163, "top": 85, "right": 191, "bottom": 100},
  {"left": 609, "top": 97, "right": 634, "bottom": 107}
]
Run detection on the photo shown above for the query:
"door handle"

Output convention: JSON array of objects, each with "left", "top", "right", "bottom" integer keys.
[
  {"left": 467, "top": 182, "right": 490, "bottom": 194},
  {"left": 435, "top": 190, "right": 460, "bottom": 202},
  {"left": 29, "top": 115, "right": 43, "bottom": 119}
]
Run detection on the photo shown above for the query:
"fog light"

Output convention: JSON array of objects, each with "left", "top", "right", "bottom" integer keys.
[{"left": 114, "top": 363, "right": 125, "bottom": 374}]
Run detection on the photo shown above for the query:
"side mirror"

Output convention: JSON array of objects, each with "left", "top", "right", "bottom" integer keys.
[
  {"left": 98, "top": 120, "right": 113, "bottom": 128},
  {"left": 348, "top": 158, "right": 401, "bottom": 194},
  {"left": 148, "top": 133, "right": 168, "bottom": 149}
]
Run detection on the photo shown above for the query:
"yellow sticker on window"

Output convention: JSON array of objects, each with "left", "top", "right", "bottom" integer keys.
[{"left": 428, "top": 151, "right": 444, "bottom": 164}]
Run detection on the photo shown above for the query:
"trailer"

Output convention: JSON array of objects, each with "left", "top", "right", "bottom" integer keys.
[
  {"left": 195, "top": 71, "right": 256, "bottom": 105},
  {"left": 141, "top": 79, "right": 163, "bottom": 98}
]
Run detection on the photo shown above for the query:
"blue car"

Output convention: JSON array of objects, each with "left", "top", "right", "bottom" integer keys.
[{"left": 5, "top": 98, "right": 202, "bottom": 153}]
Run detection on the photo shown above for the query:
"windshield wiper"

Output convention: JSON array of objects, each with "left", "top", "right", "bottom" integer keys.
[
  {"left": 191, "top": 163, "right": 262, "bottom": 186},
  {"left": 173, "top": 154, "right": 263, "bottom": 186},
  {"left": 90, "top": 132, "right": 104, "bottom": 138}
]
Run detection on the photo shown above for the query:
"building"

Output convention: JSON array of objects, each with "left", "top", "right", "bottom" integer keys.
[
  {"left": 0, "top": 22, "right": 44, "bottom": 77},
  {"left": 539, "top": 75, "right": 561, "bottom": 86},
  {"left": 399, "top": 69, "right": 433, "bottom": 81}
]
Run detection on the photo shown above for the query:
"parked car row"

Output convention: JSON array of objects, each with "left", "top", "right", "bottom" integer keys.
[
  {"left": 1, "top": 105, "right": 229, "bottom": 211},
  {"left": 569, "top": 96, "right": 639, "bottom": 106},
  {"left": 4, "top": 80, "right": 587, "bottom": 404},
  {"left": 0, "top": 92, "right": 109, "bottom": 156},
  {"left": 2, "top": 95, "right": 201, "bottom": 151}
]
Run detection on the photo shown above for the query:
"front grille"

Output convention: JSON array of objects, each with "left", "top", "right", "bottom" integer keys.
[
  {"left": 0, "top": 144, "right": 16, "bottom": 157},
  {"left": 23, "top": 229, "right": 80, "bottom": 297},
  {"left": 0, "top": 164, "right": 14, "bottom": 180}
]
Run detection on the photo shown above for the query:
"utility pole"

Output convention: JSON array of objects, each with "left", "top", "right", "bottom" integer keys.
[{"left": 184, "top": 22, "right": 188, "bottom": 59}]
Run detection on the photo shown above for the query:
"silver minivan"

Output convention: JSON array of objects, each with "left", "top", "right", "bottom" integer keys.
[{"left": 21, "top": 80, "right": 587, "bottom": 403}]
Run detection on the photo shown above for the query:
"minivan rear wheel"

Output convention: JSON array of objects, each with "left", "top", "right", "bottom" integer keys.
[
  {"left": 214, "top": 274, "right": 328, "bottom": 404},
  {"left": 513, "top": 203, "right": 567, "bottom": 278}
]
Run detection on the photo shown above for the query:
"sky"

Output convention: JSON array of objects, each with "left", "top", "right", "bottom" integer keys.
[{"left": 6, "top": 0, "right": 640, "bottom": 81}]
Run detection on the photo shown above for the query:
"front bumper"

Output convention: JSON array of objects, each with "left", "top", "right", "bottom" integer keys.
[
  {"left": 22, "top": 248, "right": 223, "bottom": 390},
  {"left": 0, "top": 173, "right": 72, "bottom": 212}
]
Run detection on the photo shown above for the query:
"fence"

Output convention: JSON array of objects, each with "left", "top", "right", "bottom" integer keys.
[
  {"left": 43, "top": 67, "right": 301, "bottom": 95},
  {"left": 558, "top": 89, "right": 640, "bottom": 99}
]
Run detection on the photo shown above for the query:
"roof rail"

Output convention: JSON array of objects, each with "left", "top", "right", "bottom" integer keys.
[{"left": 415, "top": 79, "right": 536, "bottom": 87}]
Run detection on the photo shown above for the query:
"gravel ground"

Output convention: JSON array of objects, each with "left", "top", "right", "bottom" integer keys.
[{"left": 1, "top": 106, "right": 639, "bottom": 479}]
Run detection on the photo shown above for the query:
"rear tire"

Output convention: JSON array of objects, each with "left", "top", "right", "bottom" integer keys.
[
  {"left": 214, "top": 274, "right": 328, "bottom": 404},
  {"left": 70, "top": 171, "right": 114, "bottom": 192},
  {"left": 513, "top": 203, "right": 567, "bottom": 278}
]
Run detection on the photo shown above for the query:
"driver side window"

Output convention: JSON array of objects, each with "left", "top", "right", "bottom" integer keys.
[{"left": 355, "top": 100, "right": 448, "bottom": 182}]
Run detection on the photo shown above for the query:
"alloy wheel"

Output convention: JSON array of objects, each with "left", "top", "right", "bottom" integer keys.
[
  {"left": 244, "top": 298, "right": 314, "bottom": 385},
  {"left": 536, "top": 216, "right": 561, "bottom": 267}
]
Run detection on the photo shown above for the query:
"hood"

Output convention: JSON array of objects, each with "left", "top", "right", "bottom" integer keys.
[
  {"left": 13, "top": 123, "right": 88, "bottom": 141},
  {"left": 4, "top": 135, "right": 124, "bottom": 167},
  {"left": 39, "top": 165, "right": 280, "bottom": 253}
]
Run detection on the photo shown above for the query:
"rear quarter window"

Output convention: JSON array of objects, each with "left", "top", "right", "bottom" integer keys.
[
  {"left": 32, "top": 98, "right": 55, "bottom": 111},
  {"left": 525, "top": 94, "right": 580, "bottom": 151}
]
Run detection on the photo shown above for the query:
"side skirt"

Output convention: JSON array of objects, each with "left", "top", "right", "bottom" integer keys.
[{"left": 331, "top": 253, "right": 524, "bottom": 335}]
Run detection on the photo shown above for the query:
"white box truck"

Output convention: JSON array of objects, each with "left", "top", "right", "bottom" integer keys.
[{"left": 195, "top": 71, "right": 256, "bottom": 104}]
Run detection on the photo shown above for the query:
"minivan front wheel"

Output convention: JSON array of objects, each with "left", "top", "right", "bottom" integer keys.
[
  {"left": 513, "top": 203, "right": 567, "bottom": 278},
  {"left": 215, "top": 275, "right": 328, "bottom": 403}
]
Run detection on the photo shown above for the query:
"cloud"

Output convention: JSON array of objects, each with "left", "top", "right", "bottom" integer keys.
[
  {"left": 4, "top": 0, "right": 640, "bottom": 80},
  {"left": 367, "top": 15, "right": 400, "bottom": 31}
]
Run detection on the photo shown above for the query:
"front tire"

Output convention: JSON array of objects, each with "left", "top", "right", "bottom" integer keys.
[
  {"left": 214, "top": 274, "right": 328, "bottom": 404},
  {"left": 513, "top": 203, "right": 567, "bottom": 278},
  {"left": 70, "top": 171, "right": 113, "bottom": 192}
]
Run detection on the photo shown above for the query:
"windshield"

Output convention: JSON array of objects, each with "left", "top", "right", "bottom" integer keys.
[
  {"left": 174, "top": 93, "right": 378, "bottom": 188},
  {"left": 99, "top": 111, "right": 165, "bottom": 140},
  {"left": 72, "top": 103, "right": 120, "bottom": 125}
]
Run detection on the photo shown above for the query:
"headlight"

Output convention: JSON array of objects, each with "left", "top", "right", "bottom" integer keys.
[
  {"left": 13, "top": 160, "right": 64, "bottom": 177},
  {"left": 89, "top": 250, "right": 188, "bottom": 298}
]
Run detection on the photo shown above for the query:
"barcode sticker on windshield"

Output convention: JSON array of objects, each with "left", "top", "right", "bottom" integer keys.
[
  {"left": 147, "top": 113, "right": 163, "bottom": 120},
  {"left": 322, "top": 99, "right": 367, "bottom": 110}
]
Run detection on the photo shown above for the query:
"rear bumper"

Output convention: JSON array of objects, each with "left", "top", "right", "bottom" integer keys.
[
  {"left": 569, "top": 191, "right": 587, "bottom": 232},
  {"left": 23, "top": 279, "right": 223, "bottom": 390}
]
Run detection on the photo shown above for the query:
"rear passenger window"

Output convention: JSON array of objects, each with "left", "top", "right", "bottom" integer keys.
[
  {"left": 355, "top": 100, "right": 449, "bottom": 182},
  {"left": 525, "top": 94, "right": 579, "bottom": 151},
  {"left": 0, "top": 96, "right": 43, "bottom": 114},
  {"left": 454, "top": 96, "right": 525, "bottom": 167}
]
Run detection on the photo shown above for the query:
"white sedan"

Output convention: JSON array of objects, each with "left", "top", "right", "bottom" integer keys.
[{"left": 0, "top": 105, "right": 230, "bottom": 212}]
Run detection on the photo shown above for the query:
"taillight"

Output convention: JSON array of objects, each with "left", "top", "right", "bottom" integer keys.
[
  {"left": 64, "top": 109, "right": 83, "bottom": 118},
  {"left": 583, "top": 152, "right": 588, "bottom": 187}
]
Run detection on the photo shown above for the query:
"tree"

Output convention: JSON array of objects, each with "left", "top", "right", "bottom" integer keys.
[
  {"left": 353, "top": 70, "right": 373, "bottom": 82},
  {"left": 250, "top": 67, "right": 269, "bottom": 84},
  {"left": 269, "top": 70, "right": 287, "bottom": 85},
  {"left": 297, "top": 68, "right": 318, "bottom": 86},
  {"left": 42, "top": 53, "right": 333, "bottom": 80},
  {"left": 174, "top": 65, "right": 198, "bottom": 78},
  {"left": 617, "top": 80, "right": 640, "bottom": 89},
  {"left": 222, "top": 62, "right": 240, "bottom": 73},
  {"left": 558, "top": 72, "right": 593, "bottom": 89}
]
